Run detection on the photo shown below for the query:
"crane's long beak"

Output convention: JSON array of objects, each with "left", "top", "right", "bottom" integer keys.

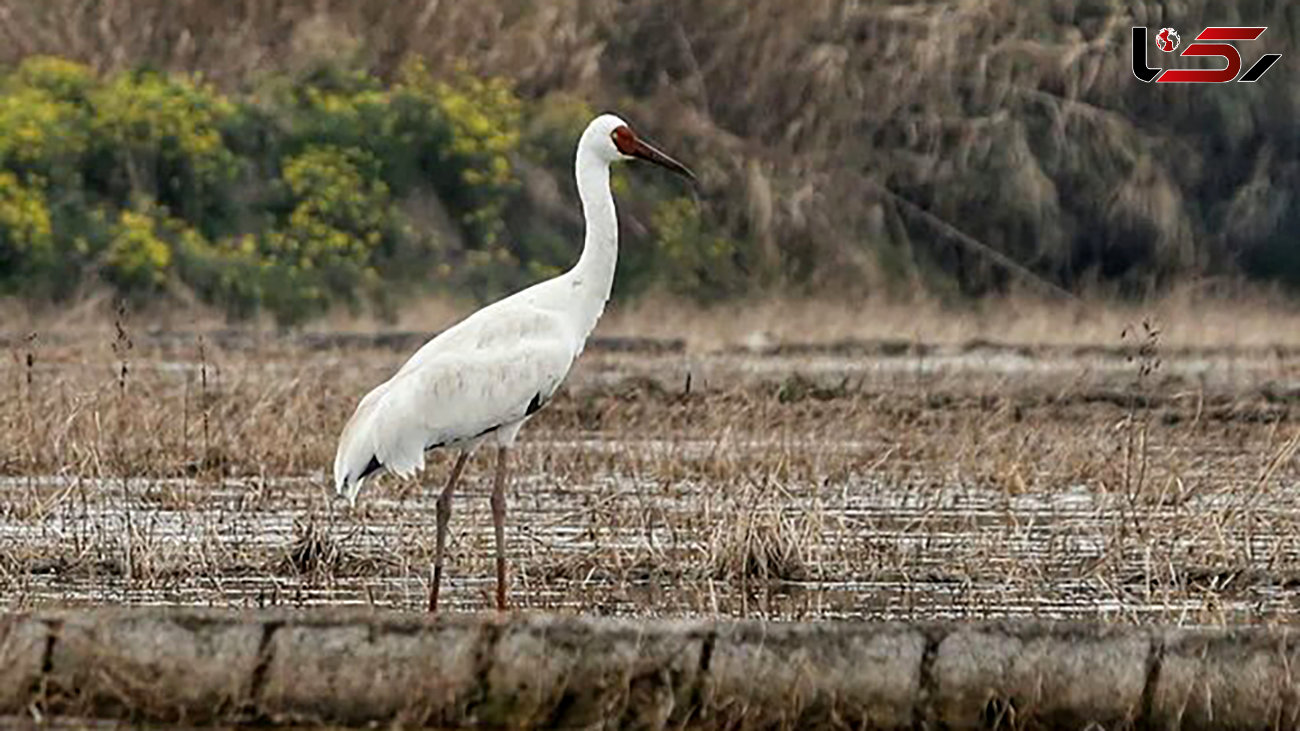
[{"left": 630, "top": 138, "right": 696, "bottom": 183}]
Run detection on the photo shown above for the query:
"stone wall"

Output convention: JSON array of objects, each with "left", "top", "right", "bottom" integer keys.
[{"left": 2, "top": 608, "right": 1296, "bottom": 728}]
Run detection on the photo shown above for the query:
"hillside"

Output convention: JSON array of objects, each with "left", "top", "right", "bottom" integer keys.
[{"left": 0, "top": 0, "right": 1296, "bottom": 319}]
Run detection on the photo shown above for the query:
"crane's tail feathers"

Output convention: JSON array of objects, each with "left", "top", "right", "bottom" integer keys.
[
  {"left": 334, "top": 472, "right": 361, "bottom": 507},
  {"left": 333, "top": 437, "right": 425, "bottom": 508},
  {"left": 333, "top": 460, "right": 363, "bottom": 507},
  {"left": 333, "top": 427, "right": 380, "bottom": 507},
  {"left": 334, "top": 384, "right": 391, "bottom": 507}
]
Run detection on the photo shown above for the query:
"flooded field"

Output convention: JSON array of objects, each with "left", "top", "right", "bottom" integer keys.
[{"left": 2, "top": 331, "right": 1298, "bottom": 624}]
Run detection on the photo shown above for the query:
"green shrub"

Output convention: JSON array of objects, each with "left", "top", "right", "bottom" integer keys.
[
  {"left": 173, "top": 232, "right": 265, "bottom": 321},
  {"left": 0, "top": 57, "right": 96, "bottom": 184},
  {"left": 502, "top": 92, "right": 597, "bottom": 280},
  {"left": 646, "top": 196, "right": 743, "bottom": 301},
  {"left": 0, "top": 172, "right": 55, "bottom": 287},
  {"left": 522, "top": 93, "right": 594, "bottom": 171},
  {"left": 102, "top": 208, "right": 173, "bottom": 290},
  {"left": 250, "top": 146, "right": 394, "bottom": 323},
  {"left": 0, "top": 87, "right": 90, "bottom": 179},
  {"left": 270, "top": 145, "right": 391, "bottom": 268},
  {"left": 0, "top": 55, "right": 763, "bottom": 319},
  {"left": 270, "top": 67, "right": 395, "bottom": 153},
  {"left": 87, "top": 71, "right": 238, "bottom": 219},
  {"left": 11, "top": 56, "right": 97, "bottom": 103},
  {"left": 404, "top": 60, "right": 522, "bottom": 248}
]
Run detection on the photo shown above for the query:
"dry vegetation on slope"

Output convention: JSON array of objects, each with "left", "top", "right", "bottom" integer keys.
[{"left": 1, "top": 0, "right": 1296, "bottom": 301}]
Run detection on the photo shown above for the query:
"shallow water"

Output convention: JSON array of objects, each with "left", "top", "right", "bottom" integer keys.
[{"left": 3, "top": 437, "right": 1298, "bottom": 625}]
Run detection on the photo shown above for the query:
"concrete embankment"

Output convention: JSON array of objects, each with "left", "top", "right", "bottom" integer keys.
[{"left": 1, "top": 608, "right": 1296, "bottom": 729}]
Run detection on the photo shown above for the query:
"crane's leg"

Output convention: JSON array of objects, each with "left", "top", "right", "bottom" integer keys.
[
  {"left": 490, "top": 445, "right": 510, "bottom": 611},
  {"left": 430, "top": 451, "right": 470, "bottom": 613}
]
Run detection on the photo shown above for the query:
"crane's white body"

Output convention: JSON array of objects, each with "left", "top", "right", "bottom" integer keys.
[{"left": 333, "top": 115, "right": 626, "bottom": 504}]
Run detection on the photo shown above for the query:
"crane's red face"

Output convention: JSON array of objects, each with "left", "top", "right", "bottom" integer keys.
[{"left": 611, "top": 125, "right": 695, "bottom": 181}]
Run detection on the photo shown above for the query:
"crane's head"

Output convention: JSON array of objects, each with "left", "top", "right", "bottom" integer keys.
[{"left": 582, "top": 114, "right": 695, "bottom": 182}]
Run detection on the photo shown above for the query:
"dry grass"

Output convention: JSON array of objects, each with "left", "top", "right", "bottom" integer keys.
[
  {"left": 596, "top": 287, "right": 1300, "bottom": 352},
  {"left": 21, "top": 286, "right": 1291, "bottom": 353},
  {"left": 1, "top": 299, "right": 1298, "bottom": 623}
]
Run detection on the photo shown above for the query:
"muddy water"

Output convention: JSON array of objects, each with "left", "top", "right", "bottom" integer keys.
[{"left": 3, "top": 438, "right": 1299, "bottom": 625}]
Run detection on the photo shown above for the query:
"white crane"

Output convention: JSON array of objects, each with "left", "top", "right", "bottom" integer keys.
[{"left": 333, "top": 114, "right": 694, "bottom": 611}]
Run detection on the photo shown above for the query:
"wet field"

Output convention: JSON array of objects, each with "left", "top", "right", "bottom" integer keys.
[{"left": 1, "top": 332, "right": 1298, "bottom": 624}]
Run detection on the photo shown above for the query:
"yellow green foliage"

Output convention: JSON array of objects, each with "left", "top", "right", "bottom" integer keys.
[
  {"left": 0, "top": 55, "right": 742, "bottom": 315},
  {"left": 436, "top": 71, "right": 520, "bottom": 188},
  {"left": 90, "top": 72, "right": 237, "bottom": 183},
  {"left": 104, "top": 209, "right": 173, "bottom": 289},
  {"left": 0, "top": 172, "right": 54, "bottom": 261},
  {"left": 12, "top": 56, "right": 97, "bottom": 102},
  {"left": 651, "top": 196, "right": 740, "bottom": 300},
  {"left": 292, "top": 81, "right": 393, "bottom": 146},
  {"left": 400, "top": 59, "right": 522, "bottom": 244},
  {"left": 268, "top": 146, "right": 390, "bottom": 270},
  {"left": 0, "top": 87, "right": 89, "bottom": 171},
  {"left": 524, "top": 92, "right": 594, "bottom": 169},
  {"left": 307, "top": 83, "right": 388, "bottom": 118}
]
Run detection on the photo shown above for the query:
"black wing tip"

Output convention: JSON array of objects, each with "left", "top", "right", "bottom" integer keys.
[
  {"left": 358, "top": 454, "right": 383, "bottom": 481},
  {"left": 526, "top": 391, "right": 545, "bottom": 416}
]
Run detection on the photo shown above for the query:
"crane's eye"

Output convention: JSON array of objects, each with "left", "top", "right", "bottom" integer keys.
[{"left": 611, "top": 125, "right": 637, "bottom": 155}]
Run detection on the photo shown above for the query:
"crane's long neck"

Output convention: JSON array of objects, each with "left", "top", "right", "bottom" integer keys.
[{"left": 568, "top": 148, "right": 617, "bottom": 338}]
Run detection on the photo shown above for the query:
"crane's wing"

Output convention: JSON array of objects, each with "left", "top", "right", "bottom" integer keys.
[{"left": 333, "top": 307, "right": 574, "bottom": 504}]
